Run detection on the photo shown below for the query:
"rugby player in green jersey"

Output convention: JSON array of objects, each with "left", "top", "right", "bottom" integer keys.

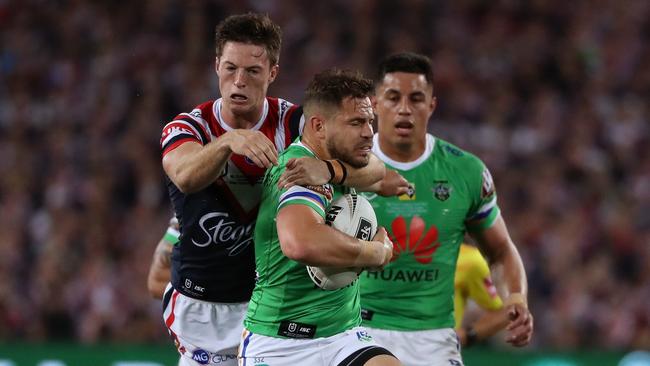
[
  {"left": 359, "top": 52, "right": 533, "bottom": 366},
  {"left": 241, "top": 69, "right": 401, "bottom": 366}
]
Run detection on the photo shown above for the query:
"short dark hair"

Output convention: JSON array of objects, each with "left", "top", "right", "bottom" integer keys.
[
  {"left": 303, "top": 69, "right": 374, "bottom": 117},
  {"left": 214, "top": 13, "right": 282, "bottom": 66},
  {"left": 376, "top": 52, "right": 434, "bottom": 90}
]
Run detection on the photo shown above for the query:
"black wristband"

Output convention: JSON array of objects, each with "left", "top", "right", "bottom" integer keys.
[
  {"left": 324, "top": 160, "right": 336, "bottom": 182},
  {"left": 337, "top": 160, "right": 348, "bottom": 185},
  {"left": 465, "top": 326, "right": 479, "bottom": 347}
]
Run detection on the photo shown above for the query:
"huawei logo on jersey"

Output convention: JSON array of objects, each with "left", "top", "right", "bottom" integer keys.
[
  {"left": 192, "top": 212, "right": 254, "bottom": 255},
  {"left": 390, "top": 215, "right": 441, "bottom": 264}
]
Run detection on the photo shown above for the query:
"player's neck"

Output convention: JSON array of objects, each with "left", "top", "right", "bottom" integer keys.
[
  {"left": 301, "top": 134, "right": 330, "bottom": 161},
  {"left": 220, "top": 105, "right": 264, "bottom": 129},
  {"left": 379, "top": 135, "right": 426, "bottom": 163}
]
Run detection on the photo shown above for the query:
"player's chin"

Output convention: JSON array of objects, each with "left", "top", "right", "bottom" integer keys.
[{"left": 348, "top": 153, "right": 370, "bottom": 169}]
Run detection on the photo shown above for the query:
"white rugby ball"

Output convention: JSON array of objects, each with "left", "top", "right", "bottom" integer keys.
[{"left": 307, "top": 193, "right": 377, "bottom": 290}]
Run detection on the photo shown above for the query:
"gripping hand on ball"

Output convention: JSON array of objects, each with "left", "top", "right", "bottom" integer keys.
[{"left": 363, "top": 227, "right": 393, "bottom": 272}]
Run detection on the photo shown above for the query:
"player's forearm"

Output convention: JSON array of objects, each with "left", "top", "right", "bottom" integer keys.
[
  {"left": 491, "top": 240, "right": 527, "bottom": 297},
  {"left": 475, "top": 217, "right": 528, "bottom": 298},
  {"left": 340, "top": 153, "right": 385, "bottom": 188},
  {"left": 472, "top": 308, "right": 509, "bottom": 341},
  {"left": 147, "top": 239, "right": 173, "bottom": 299},
  {"left": 163, "top": 138, "right": 233, "bottom": 193},
  {"left": 280, "top": 224, "right": 381, "bottom": 267}
]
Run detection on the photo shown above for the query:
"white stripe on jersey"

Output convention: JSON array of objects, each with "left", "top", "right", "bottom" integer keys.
[
  {"left": 469, "top": 196, "right": 497, "bottom": 220},
  {"left": 161, "top": 122, "right": 201, "bottom": 147},
  {"left": 179, "top": 111, "right": 213, "bottom": 143}
]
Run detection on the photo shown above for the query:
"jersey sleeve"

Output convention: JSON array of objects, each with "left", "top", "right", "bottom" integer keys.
[
  {"left": 160, "top": 107, "right": 212, "bottom": 157},
  {"left": 278, "top": 185, "right": 330, "bottom": 219},
  {"left": 466, "top": 252, "right": 503, "bottom": 311},
  {"left": 463, "top": 154, "right": 500, "bottom": 232}
]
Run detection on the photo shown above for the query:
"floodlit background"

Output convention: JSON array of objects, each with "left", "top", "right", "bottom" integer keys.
[{"left": 1, "top": 0, "right": 649, "bottom": 364}]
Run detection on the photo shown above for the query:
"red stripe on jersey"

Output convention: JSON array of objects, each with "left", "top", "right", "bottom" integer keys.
[{"left": 162, "top": 137, "right": 200, "bottom": 157}]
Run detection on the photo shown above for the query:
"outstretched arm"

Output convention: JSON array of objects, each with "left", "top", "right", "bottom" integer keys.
[
  {"left": 277, "top": 153, "right": 386, "bottom": 190},
  {"left": 163, "top": 130, "right": 278, "bottom": 193}
]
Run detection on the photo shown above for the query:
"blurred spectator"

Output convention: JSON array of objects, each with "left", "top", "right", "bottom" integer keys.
[{"left": 0, "top": 0, "right": 648, "bottom": 349}]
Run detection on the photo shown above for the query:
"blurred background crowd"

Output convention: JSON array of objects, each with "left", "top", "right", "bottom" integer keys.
[{"left": 1, "top": 0, "right": 648, "bottom": 350}]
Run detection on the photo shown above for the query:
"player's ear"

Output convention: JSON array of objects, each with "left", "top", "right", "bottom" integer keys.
[
  {"left": 429, "top": 96, "right": 437, "bottom": 114},
  {"left": 309, "top": 115, "right": 326, "bottom": 137},
  {"left": 269, "top": 64, "right": 279, "bottom": 83},
  {"left": 215, "top": 57, "right": 221, "bottom": 74},
  {"left": 371, "top": 95, "right": 377, "bottom": 109}
]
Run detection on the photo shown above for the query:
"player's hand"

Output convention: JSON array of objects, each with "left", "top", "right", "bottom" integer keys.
[
  {"left": 505, "top": 299, "right": 533, "bottom": 347},
  {"left": 377, "top": 169, "right": 410, "bottom": 197},
  {"left": 366, "top": 227, "right": 393, "bottom": 271},
  {"left": 455, "top": 328, "right": 468, "bottom": 347},
  {"left": 278, "top": 158, "right": 330, "bottom": 189},
  {"left": 224, "top": 130, "right": 278, "bottom": 168}
]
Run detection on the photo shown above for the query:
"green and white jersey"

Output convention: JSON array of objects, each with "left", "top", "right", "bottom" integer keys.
[
  {"left": 244, "top": 140, "right": 361, "bottom": 339},
  {"left": 359, "top": 134, "right": 500, "bottom": 331}
]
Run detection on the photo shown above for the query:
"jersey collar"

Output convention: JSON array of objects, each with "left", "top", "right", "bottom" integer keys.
[{"left": 372, "top": 133, "right": 435, "bottom": 171}]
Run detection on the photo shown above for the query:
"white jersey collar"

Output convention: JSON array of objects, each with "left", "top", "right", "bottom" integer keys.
[
  {"left": 372, "top": 133, "right": 435, "bottom": 171},
  {"left": 214, "top": 98, "right": 269, "bottom": 131}
]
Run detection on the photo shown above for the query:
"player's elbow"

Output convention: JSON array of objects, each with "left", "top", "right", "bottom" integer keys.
[
  {"left": 146, "top": 278, "right": 165, "bottom": 300},
  {"left": 279, "top": 233, "right": 315, "bottom": 263},
  {"left": 163, "top": 157, "right": 201, "bottom": 194}
]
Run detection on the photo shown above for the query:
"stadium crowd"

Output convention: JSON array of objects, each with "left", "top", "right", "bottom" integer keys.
[{"left": 0, "top": 0, "right": 648, "bottom": 350}]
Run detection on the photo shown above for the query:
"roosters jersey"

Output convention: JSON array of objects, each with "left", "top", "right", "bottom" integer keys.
[
  {"left": 454, "top": 244, "right": 503, "bottom": 328},
  {"left": 360, "top": 134, "right": 500, "bottom": 330},
  {"left": 160, "top": 97, "right": 303, "bottom": 302}
]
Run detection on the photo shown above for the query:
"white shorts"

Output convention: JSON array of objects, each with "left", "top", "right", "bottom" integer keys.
[
  {"left": 163, "top": 284, "right": 247, "bottom": 366},
  {"left": 367, "top": 327, "right": 463, "bottom": 366},
  {"left": 238, "top": 326, "right": 392, "bottom": 366}
]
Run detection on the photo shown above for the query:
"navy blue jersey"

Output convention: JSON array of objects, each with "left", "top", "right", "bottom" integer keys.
[{"left": 161, "top": 97, "right": 303, "bottom": 302}]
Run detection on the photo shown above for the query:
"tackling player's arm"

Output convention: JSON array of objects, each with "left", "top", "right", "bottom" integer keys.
[
  {"left": 471, "top": 216, "right": 533, "bottom": 347},
  {"left": 277, "top": 153, "right": 388, "bottom": 191},
  {"left": 276, "top": 204, "right": 391, "bottom": 268},
  {"left": 147, "top": 237, "right": 173, "bottom": 299},
  {"left": 163, "top": 129, "right": 278, "bottom": 194},
  {"left": 457, "top": 308, "right": 509, "bottom": 347}
]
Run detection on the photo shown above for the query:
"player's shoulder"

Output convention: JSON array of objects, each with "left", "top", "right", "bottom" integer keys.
[
  {"left": 432, "top": 136, "right": 488, "bottom": 182},
  {"left": 434, "top": 137, "right": 484, "bottom": 166},
  {"left": 167, "top": 100, "right": 215, "bottom": 123}
]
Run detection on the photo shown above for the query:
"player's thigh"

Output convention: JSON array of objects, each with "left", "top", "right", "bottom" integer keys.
[
  {"left": 362, "top": 354, "right": 402, "bottom": 366},
  {"left": 365, "top": 327, "right": 463, "bottom": 366},
  {"left": 329, "top": 327, "right": 397, "bottom": 366},
  {"left": 238, "top": 329, "right": 322, "bottom": 366}
]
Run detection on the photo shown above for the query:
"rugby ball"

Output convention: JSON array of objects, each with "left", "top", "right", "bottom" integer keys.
[{"left": 307, "top": 193, "right": 377, "bottom": 290}]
